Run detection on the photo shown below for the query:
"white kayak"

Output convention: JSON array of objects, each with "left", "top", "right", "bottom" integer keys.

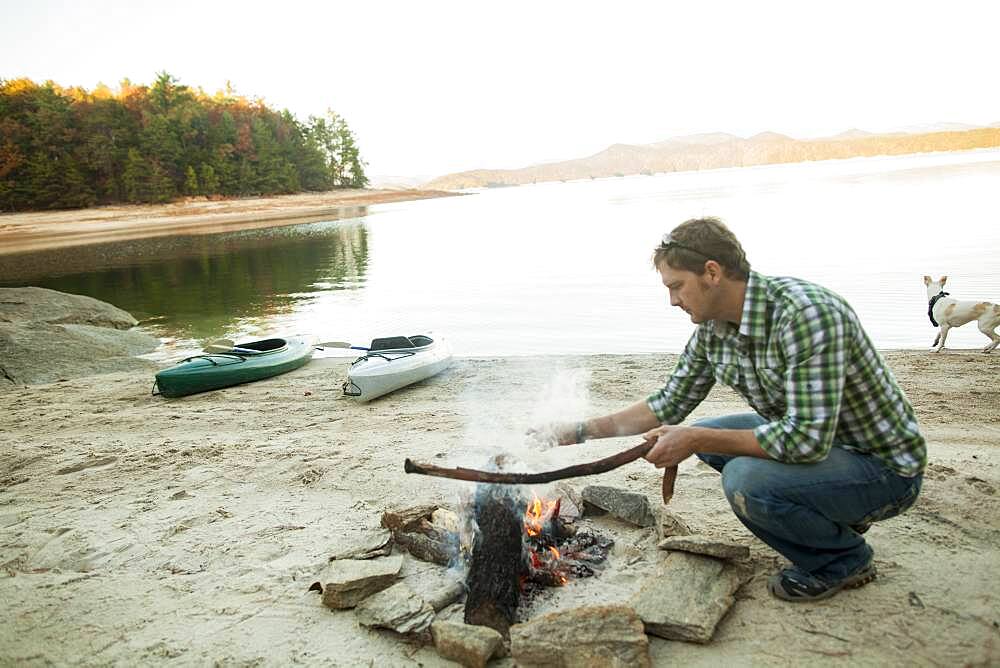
[{"left": 342, "top": 333, "right": 453, "bottom": 402}]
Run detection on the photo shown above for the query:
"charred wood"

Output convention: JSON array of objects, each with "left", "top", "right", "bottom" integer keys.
[{"left": 464, "top": 486, "right": 526, "bottom": 638}]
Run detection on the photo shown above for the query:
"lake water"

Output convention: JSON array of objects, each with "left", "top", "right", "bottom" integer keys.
[{"left": 3, "top": 149, "right": 999, "bottom": 359}]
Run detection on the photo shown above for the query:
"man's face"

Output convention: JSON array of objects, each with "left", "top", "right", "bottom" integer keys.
[{"left": 658, "top": 262, "right": 715, "bottom": 323}]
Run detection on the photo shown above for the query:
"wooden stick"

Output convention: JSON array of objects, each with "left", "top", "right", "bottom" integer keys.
[{"left": 404, "top": 438, "right": 656, "bottom": 485}]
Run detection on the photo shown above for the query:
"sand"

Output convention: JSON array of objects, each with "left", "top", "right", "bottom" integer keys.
[
  {"left": 1, "top": 349, "right": 998, "bottom": 665},
  {"left": 0, "top": 189, "right": 460, "bottom": 256}
]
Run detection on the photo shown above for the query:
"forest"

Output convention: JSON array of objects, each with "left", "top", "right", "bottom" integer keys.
[{"left": 0, "top": 72, "right": 368, "bottom": 211}]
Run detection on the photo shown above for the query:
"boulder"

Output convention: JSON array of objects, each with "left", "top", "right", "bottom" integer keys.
[
  {"left": 630, "top": 552, "right": 744, "bottom": 643},
  {"left": 581, "top": 486, "right": 656, "bottom": 527},
  {"left": 0, "top": 288, "right": 158, "bottom": 391},
  {"left": 0, "top": 287, "right": 138, "bottom": 329},
  {"left": 431, "top": 621, "right": 504, "bottom": 668},
  {"left": 509, "top": 605, "right": 651, "bottom": 667}
]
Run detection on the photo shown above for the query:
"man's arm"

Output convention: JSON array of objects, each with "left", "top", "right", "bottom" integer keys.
[
  {"left": 545, "top": 330, "right": 716, "bottom": 446},
  {"left": 581, "top": 400, "right": 662, "bottom": 441},
  {"left": 643, "top": 425, "right": 769, "bottom": 468}
]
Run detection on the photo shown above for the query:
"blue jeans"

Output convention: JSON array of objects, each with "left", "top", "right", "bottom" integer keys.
[{"left": 694, "top": 413, "right": 923, "bottom": 581}]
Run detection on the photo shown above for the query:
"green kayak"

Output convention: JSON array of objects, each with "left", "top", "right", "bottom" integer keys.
[{"left": 154, "top": 336, "right": 314, "bottom": 398}]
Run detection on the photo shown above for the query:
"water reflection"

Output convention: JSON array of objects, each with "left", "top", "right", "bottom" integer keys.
[{"left": 0, "top": 220, "right": 370, "bottom": 341}]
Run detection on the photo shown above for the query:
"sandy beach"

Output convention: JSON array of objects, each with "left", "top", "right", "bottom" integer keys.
[
  {"left": 0, "top": 189, "right": 459, "bottom": 256},
  {"left": 1, "top": 347, "right": 998, "bottom": 665}
]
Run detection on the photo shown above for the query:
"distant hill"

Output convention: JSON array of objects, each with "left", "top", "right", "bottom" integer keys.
[{"left": 425, "top": 126, "right": 1000, "bottom": 190}]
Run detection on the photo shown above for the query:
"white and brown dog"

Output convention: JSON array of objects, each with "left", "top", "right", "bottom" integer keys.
[{"left": 924, "top": 275, "right": 1000, "bottom": 353}]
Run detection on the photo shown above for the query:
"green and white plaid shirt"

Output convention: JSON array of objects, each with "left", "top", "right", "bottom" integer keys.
[{"left": 647, "top": 271, "right": 926, "bottom": 477}]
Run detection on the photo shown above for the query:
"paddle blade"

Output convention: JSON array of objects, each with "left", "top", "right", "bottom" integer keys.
[{"left": 314, "top": 341, "right": 369, "bottom": 351}]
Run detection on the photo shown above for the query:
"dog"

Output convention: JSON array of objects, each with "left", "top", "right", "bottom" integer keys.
[{"left": 923, "top": 275, "right": 1000, "bottom": 353}]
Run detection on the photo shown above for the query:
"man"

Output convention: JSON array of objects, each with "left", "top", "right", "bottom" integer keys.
[{"left": 549, "top": 216, "right": 925, "bottom": 602}]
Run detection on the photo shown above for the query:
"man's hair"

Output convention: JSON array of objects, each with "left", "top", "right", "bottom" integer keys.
[{"left": 652, "top": 216, "right": 751, "bottom": 280}]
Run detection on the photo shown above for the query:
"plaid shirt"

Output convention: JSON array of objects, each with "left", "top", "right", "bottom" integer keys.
[{"left": 647, "top": 271, "right": 926, "bottom": 477}]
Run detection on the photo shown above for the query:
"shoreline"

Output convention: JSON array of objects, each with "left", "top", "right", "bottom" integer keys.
[
  {"left": 0, "top": 188, "right": 460, "bottom": 256},
  {"left": 1, "top": 350, "right": 998, "bottom": 664}
]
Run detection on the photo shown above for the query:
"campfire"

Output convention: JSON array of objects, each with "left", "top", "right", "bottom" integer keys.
[{"left": 462, "top": 485, "right": 613, "bottom": 637}]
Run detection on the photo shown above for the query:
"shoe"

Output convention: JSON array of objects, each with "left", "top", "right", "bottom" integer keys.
[
  {"left": 767, "top": 560, "right": 877, "bottom": 602},
  {"left": 850, "top": 521, "right": 872, "bottom": 534}
]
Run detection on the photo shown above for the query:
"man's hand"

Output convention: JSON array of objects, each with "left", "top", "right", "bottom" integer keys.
[
  {"left": 526, "top": 422, "right": 581, "bottom": 448},
  {"left": 642, "top": 425, "right": 698, "bottom": 469}
]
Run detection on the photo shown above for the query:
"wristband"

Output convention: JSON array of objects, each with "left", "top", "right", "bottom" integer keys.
[{"left": 576, "top": 421, "right": 587, "bottom": 444}]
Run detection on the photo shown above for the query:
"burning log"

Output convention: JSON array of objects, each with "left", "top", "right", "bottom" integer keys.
[{"left": 464, "top": 485, "right": 526, "bottom": 638}]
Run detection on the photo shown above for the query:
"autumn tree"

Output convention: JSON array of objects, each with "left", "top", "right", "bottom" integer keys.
[{"left": 0, "top": 73, "right": 369, "bottom": 210}]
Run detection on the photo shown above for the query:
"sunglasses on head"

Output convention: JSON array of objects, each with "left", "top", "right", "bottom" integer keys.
[{"left": 660, "top": 233, "right": 712, "bottom": 259}]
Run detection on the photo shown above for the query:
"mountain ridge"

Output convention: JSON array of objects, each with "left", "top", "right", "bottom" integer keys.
[{"left": 425, "top": 125, "right": 1000, "bottom": 190}]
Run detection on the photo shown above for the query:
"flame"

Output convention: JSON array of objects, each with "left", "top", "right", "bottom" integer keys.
[
  {"left": 523, "top": 491, "right": 560, "bottom": 537},
  {"left": 522, "top": 492, "right": 571, "bottom": 586}
]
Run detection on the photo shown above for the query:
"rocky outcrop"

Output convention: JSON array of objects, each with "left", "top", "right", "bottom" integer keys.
[
  {"left": 0, "top": 287, "right": 138, "bottom": 329},
  {"left": 0, "top": 287, "right": 158, "bottom": 391}
]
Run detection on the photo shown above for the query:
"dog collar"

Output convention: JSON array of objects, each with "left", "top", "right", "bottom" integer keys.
[{"left": 928, "top": 291, "right": 950, "bottom": 327}]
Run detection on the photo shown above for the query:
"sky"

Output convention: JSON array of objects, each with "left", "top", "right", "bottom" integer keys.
[{"left": 2, "top": 0, "right": 999, "bottom": 180}]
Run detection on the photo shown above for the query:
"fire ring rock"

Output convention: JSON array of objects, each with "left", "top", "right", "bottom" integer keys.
[
  {"left": 354, "top": 582, "right": 435, "bottom": 635},
  {"left": 630, "top": 551, "right": 744, "bottom": 643},
  {"left": 318, "top": 555, "right": 403, "bottom": 609},
  {"left": 581, "top": 486, "right": 656, "bottom": 527},
  {"left": 509, "top": 604, "right": 651, "bottom": 668},
  {"left": 657, "top": 534, "right": 750, "bottom": 561},
  {"left": 431, "top": 621, "right": 504, "bottom": 668}
]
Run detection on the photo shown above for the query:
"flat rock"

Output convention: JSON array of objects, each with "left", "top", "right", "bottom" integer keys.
[
  {"left": 509, "top": 605, "right": 651, "bottom": 668},
  {"left": 581, "top": 486, "right": 656, "bottom": 527},
  {"left": 630, "top": 551, "right": 744, "bottom": 643},
  {"left": 658, "top": 508, "right": 692, "bottom": 538},
  {"left": 328, "top": 529, "right": 393, "bottom": 560},
  {"left": 658, "top": 534, "right": 749, "bottom": 560},
  {"left": 319, "top": 555, "right": 402, "bottom": 609},
  {"left": 431, "top": 621, "right": 504, "bottom": 668},
  {"left": 406, "top": 571, "right": 465, "bottom": 611},
  {"left": 355, "top": 582, "right": 435, "bottom": 635}
]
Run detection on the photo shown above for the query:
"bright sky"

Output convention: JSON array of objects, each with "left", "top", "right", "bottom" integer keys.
[{"left": 2, "top": 0, "right": 999, "bottom": 179}]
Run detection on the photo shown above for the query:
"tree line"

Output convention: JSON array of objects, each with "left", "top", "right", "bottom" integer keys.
[{"left": 0, "top": 72, "right": 368, "bottom": 212}]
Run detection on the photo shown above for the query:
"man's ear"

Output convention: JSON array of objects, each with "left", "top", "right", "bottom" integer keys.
[{"left": 704, "top": 260, "right": 724, "bottom": 284}]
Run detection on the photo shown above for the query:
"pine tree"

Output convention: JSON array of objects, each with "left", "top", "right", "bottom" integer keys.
[
  {"left": 199, "top": 163, "right": 219, "bottom": 194},
  {"left": 184, "top": 165, "right": 199, "bottom": 195},
  {"left": 122, "top": 148, "right": 148, "bottom": 203}
]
